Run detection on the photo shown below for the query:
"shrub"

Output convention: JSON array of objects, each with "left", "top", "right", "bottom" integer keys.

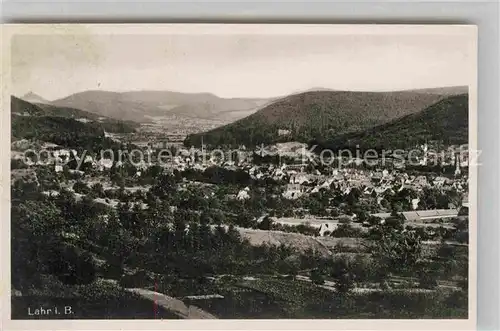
[
  {"left": 46, "top": 244, "right": 97, "bottom": 285},
  {"left": 102, "top": 262, "right": 125, "bottom": 280},
  {"left": 91, "top": 182, "right": 105, "bottom": 198},
  {"left": 444, "top": 290, "right": 468, "bottom": 309},
  {"left": 335, "top": 272, "right": 355, "bottom": 295},
  {"left": 333, "top": 242, "right": 349, "bottom": 253},
  {"left": 119, "top": 270, "right": 152, "bottom": 288},
  {"left": 310, "top": 269, "right": 325, "bottom": 285},
  {"left": 331, "top": 223, "right": 363, "bottom": 238},
  {"left": 331, "top": 257, "right": 356, "bottom": 295},
  {"left": 418, "top": 270, "right": 439, "bottom": 289},
  {"left": 73, "top": 181, "right": 91, "bottom": 195}
]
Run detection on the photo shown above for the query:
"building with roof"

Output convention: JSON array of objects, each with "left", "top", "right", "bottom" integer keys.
[{"left": 371, "top": 208, "right": 459, "bottom": 223}]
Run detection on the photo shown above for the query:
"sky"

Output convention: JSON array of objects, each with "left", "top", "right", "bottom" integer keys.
[{"left": 11, "top": 26, "right": 476, "bottom": 100}]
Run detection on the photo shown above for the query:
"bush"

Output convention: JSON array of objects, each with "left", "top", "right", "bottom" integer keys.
[
  {"left": 91, "top": 182, "right": 105, "bottom": 198},
  {"left": 457, "top": 279, "right": 468, "bottom": 291},
  {"left": 310, "top": 269, "right": 325, "bottom": 285},
  {"left": 444, "top": 290, "right": 468, "bottom": 309},
  {"left": 102, "top": 262, "right": 125, "bottom": 279},
  {"left": 418, "top": 271, "right": 438, "bottom": 289},
  {"left": 119, "top": 270, "right": 152, "bottom": 288},
  {"left": 335, "top": 272, "right": 355, "bottom": 295},
  {"left": 331, "top": 257, "right": 356, "bottom": 295},
  {"left": 331, "top": 223, "right": 363, "bottom": 238},
  {"left": 11, "top": 158, "right": 28, "bottom": 169},
  {"left": 73, "top": 181, "right": 91, "bottom": 195},
  {"left": 333, "top": 242, "right": 349, "bottom": 253},
  {"left": 46, "top": 244, "right": 97, "bottom": 285}
]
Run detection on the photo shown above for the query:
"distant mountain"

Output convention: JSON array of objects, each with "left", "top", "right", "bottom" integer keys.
[
  {"left": 408, "top": 86, "right": 468, "bottom": 95},
  {"left": 165, "top": 98, "right": 270, "bottom": 121},
  {"left": 51, "top": 91, "right": 166, "bottom": 123},
  {"left": 316, "top": 94, "right": 468, "bottom": 152},
  {"left": 21, "top": 92, "right": 50, "bottom": 104},
  {"left": 184, "top": 88, "right": 461, "bottom": 147},
  {"left": 51, "top": 90, "right": 272, "bottom": 123}
]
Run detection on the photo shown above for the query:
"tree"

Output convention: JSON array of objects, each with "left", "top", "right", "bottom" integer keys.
[
  {"left": 46, "top": 243, "right": 97, "bottom": 285},
  {"left": 331, "top": 257, "right": 356, "bottom": 295},
  {"left": 91, "top": 182, "right": 105, "bottom": 198},
  {"left": 331, "top": 221, "right": 363, "bottom": 238},
  {"left": 73, "top": 180, "right": 90, "bottom": 195},
  {"left": 257, "top": 216, "right": 273, "bottom": 230},
  {"left": 151, "top": 173, "right": 178, "bottom": 198},
  {"left": 416, "top": 260, "right": 439, "bottom": 289},
  {"left": 368, "top": 226, "right": 423, "bottom": 276}
]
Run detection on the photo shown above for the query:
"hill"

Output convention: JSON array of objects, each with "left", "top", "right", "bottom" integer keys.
[
  {"left": 51, "top": 91, "right": 167, "bottom": 123},
  {"left": 12, "top": 96, "right": 138, "bottom": 133},
  {"left": 51, "top": 90, "right": 271, "bottom": 123},
  {"left": 120, "top": 90, "right": 269, "bottom": 120},
  {"left": 12, "top": 96, "right": 47, "bottom": 116},
  {"left": 12, "top": 114, "right": 105, "bottom": 146},
  {"left": 165, "top": 98, "right": 269, "bottom": 121},
  {"left": 315, "top": 94, "right": 468, "bottom": 152},
  {"left": 11, "top": 97, "right": 131, "bottom": 150},
  {"left": 237, "top": 228, "right": 333, "bottom": 257},
  {"left": 21, "top": 92, "right": 50, "bottom": 104},
  {"left": 183, "top": 89, "right": 454, "bottom": 147},
  {"left": 409, "top": 86, "right": 468, "bottom": 95}
]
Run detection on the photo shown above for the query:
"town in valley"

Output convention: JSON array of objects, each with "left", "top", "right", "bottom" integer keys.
[{"left": 10, "top": 29, "right": 472, "bottom": 320}]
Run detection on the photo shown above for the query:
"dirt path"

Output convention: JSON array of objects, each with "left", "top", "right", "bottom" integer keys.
[{"left": 124, "top": 288, "right": 217, "bottom": 319}]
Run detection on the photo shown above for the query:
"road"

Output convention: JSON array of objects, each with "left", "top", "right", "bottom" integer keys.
[{"left": 124, "top": 287, "right": 217, "bottom": 319}]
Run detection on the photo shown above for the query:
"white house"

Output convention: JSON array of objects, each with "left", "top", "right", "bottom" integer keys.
[
  {"left": 236, "top": 187, "right": 251, "bottom": 200},
  {"left": 318, "top": 223, "right": 339, "bottom": 236}
]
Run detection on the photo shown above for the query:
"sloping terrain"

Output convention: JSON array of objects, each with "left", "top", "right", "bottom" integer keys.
[
  {"left": 11, "top": 97, "right": 130, "bottom": 150},
  {"left": 184, "top": 88, "right": 460, "bottom": 147},
  {"left": 124, "top": 288, "right": 217, "bottom": 319},
  {"left": 51, "top": 91, "right": 166, "bottom": 123},
  {"left": 12, "top": 114, "right": 105, "bottom": 146},
  {"left": 21, "top": 92, "right": 50, "bottom": 104},
  {"left": 164, "top": 98, "right": 269, "bottom": 121},
  {"left": 122, "top": 90, "right": 269, "bottom": 119},
  {"left": 12, "top": 96, "right": 137, "bottom": 134},
  {"left": 237, "top": 228, "right": 333, "bottom": 257},
  {"left": 317, "top": 93, "right": 468, "bottom": 152},
  {"left": 51, "top": 90, "right": 271, "bottom": 123}
]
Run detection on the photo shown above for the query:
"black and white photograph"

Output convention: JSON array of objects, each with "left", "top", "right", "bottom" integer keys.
[{"left": 2, "top": 24, "right": 477, "bottom": 327}]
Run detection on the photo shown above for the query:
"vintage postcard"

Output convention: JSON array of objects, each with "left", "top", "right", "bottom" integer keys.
[{"left": 1, "top": 24, "right": 477, "bottom": 330}]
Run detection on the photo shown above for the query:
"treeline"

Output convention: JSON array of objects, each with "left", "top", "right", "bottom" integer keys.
[
  {"left": 183, "top": 90, "right": 449, "bottom": 148},
  {"left": 12, "top": 115, "right": 125, "bottom": 154},
  {"left": 99, "top": 119, "right": 138, "bottom": 133},
  {"left": 185, "top": 94, "right": 467, "bottom": 152},
  {"left": 12, "top": 115, "right": 102, "bottom": 143},
  {"left": 12, "top": 96, "right": 137, "bottom": 137},
  {"left": 314, "top": 94, "right": 468, "bottom": 153}
]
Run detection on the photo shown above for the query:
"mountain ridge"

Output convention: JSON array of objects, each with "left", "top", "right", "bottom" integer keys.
[
  {"left": 21, "top": 92, "right": 50, "bottom": 104},
  {"left": 50, "top": 90, "right": 272, "bottom": 122},
  {"left": 184, "top": 87, "right": 466, "bottom": 148},
  {"left": 315, "top": 93, "right": 468, "bottom": 152}
]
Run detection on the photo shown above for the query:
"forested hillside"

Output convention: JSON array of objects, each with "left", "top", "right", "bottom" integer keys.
[{"left": 184, "top": 90, "right": 448, "bottom": 148}]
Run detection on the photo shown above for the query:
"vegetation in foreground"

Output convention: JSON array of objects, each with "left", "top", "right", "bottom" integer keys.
[{"left": 11, "top": 165, "right": 468, "bottom": 319}]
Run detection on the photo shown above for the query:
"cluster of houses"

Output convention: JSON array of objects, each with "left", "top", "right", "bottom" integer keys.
[{"left": 13, "top": 138, "right": 470, "bottom": 238}]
